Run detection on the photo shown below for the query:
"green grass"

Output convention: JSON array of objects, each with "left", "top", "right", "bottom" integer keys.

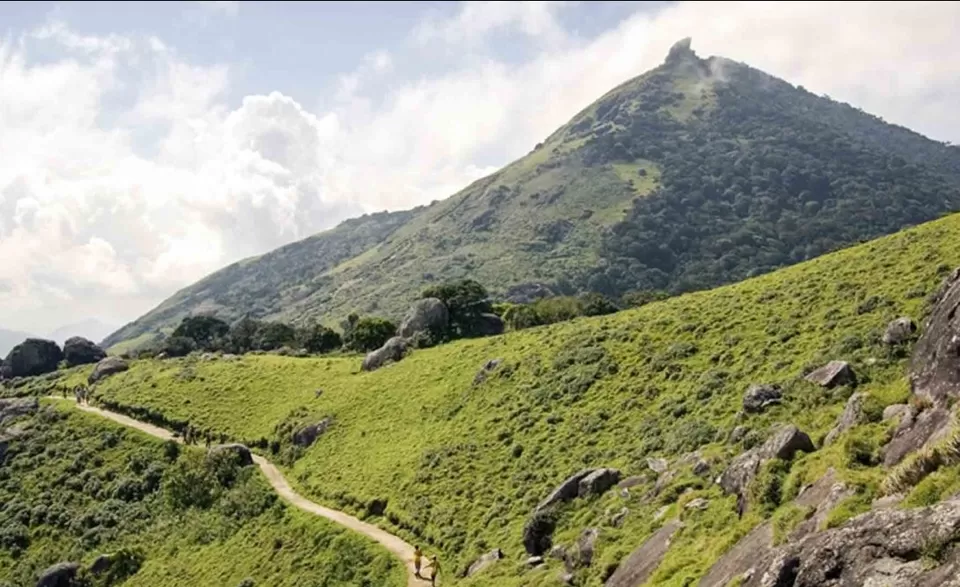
[
  {"left": 68, "top": 212, "right": 960, "bottom": 584},
  {"left": 0, "top": 403, "right": 404, "bottom": 587}
]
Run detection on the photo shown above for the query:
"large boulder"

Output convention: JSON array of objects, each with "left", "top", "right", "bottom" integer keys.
[
  {"left": 824, "top": 392, "right": 867, "bottom": 445},
  {"left": 397, "top": 298, "right": 449, "bottom": 339},
  {"left": 605, "top": 520, "right": 682, "bottom": 587},
  {"left": 63, "top": 337, "right": 106, "bottom": 367},
  {"left": 361, "top": 337, "right": 410, "bottom": 372},
  {"left": 758, "top": 424, "right": 815, "bottom": 461},
  {"left": 36, "top": 562, "right": 81, "bottom": 587},
  {"left": 88, "top": 356, "right": 129, "bottom": 384},
  {"left": 0, "top": 397, "right": 39, "bottom": 427},
  {"left": 719, "top": 425, "right": 814, "bottom": 500},
  {"left": 883, "top": 316, "right": 918, "bottom": 345},
  {"left": 578, "top": 468, "right": 621, "bottom": 498},
  {"left": 743, "top": 494, "right": 960, "bottom": 587},
  {"left": 536, "top": 469, "right": 596, "bottom": 512},
  {"left": 4, "top": 338, "right": 62, "bottom": 378},
  {"left": 475, "top": 313, "right": 505, "bottom": 336},
  {"left": 523, "top": 510, "right": 557, "bottom": 556},
  {"left": 804, "top": 360, "right": 856, "bottom": 388},
  {"left": 742, "top": 384, "right": 782, "bottom": 413},
  {"left": 292, "top": 418, "right": 332, "bottom": 448},
  {"left": 910, "top": 268, "right": 960, "bottom": 404},
  {"left": 573, "top": 527, "right": 600, "bottom": 568},
  {"left": 464, "top": 548, "right": 504, "bottom": 577},
  {"left": 208, "top": 443, "right": 254, "bottom": 467}
]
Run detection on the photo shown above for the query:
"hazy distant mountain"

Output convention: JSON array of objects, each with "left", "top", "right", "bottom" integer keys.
[
  {"left": 47, "top": 319, "right": 117, "bottom": 347},
  {"left": 0, "top": 328, "right": 36, "bottom": 358}
]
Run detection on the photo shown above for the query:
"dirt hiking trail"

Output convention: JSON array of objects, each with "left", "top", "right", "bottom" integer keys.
[{"left": 47, "top": 398, "right": 424, "bottom": 587}]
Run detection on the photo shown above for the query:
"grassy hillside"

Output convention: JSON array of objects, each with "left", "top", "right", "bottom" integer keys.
[
  {"left": 103, "top": 38, "right": 960, "bottom": 352},
  {"left": 0, "top": 403, "right": 404, "bottom": 587},
  {"left": 77, "top": 212, "right": 960, "bottom": 585}
]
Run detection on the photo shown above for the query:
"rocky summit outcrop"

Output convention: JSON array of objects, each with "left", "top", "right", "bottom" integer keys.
[
  {"left": 361, "top": 336, "right": 410, "bottom": 372},
  {"left": 744, "top": 494, "right": 960, "bottom": 587},
  {"left": 3, "top": 338, "right": 62, "bottom": 378},
  {"left": 743, "top": 384, "right": 782, "bottom": 413},
  {"left": 803, "top": 360, "right": 856, "bottom": 388},
  {"left": 397, "top": 297, "right": 449, "bottom": 339},
  {"left": 719, "top": 425, "right": 814, "bottom": 509},
  {"left": 88, "top": 356, "right": 129, "bottom": 384},
  {"left": 292, "top": 418, "right": 332, "bottom": 448},
  {"left": 36, "top": 561, "right": 81, "bottom": 587},
  {"left": 208, "top": 443, "right": 254, "bottom": 467},
  {"left": 606, "top": 520, "right": 682, "bottom": 587},
  {"left": 62, "top": 336, "right": 106, "bottom": 367}
]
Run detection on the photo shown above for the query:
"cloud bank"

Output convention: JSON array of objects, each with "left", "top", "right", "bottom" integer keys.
[{"left": 1, "top": 1, "right": 959, "bottom": 333}]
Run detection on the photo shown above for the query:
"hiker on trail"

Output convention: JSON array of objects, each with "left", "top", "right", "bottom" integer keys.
[
  {"left": 413, "top": 546, "right": 423, "bottom": 578},
  {"left": 74, "top": 386, "right": 82, "bottom": 404},
  {"left": 184, "top": 425, "right": 191, "bottom": 445},
  {"left": 61, "top": 385, "right": 67, "bottom": 399},
  {"left": 204, "top": 430, "right": 212, "bottom": 448},
  {"left": 425, "top": 555, "right": 440, "bottom": 586}
]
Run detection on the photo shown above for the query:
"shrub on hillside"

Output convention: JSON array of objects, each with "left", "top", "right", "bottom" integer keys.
[
  {"left": 343, "top": 316, "right": 396, "bottom": 352},
  {"left": 172, "top": 316, "right": 230, "bottom": 350},
  {"left": 297, "top": 324, "right": 343, "bottom": 354}
]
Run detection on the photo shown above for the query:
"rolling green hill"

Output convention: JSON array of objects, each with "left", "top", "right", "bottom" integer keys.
[
  {"left": 0, "top": 402, "right": 404, "bottom": 587},
  {"left": 103, "top": 38, "right": 960, "bottom": 352},
  {"left": 72, "top": 211, "right": 960, "bottom": 585}
]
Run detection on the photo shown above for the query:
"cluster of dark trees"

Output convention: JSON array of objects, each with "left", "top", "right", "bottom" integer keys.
[
  {"left": 153, "top": 313, "right": 398, "bottom": 358},
  {"left": 151, "top": 279, "right": 659, "bottom": 359},
  {"left": 569, "top": 59, "right": 960, "bottom": 299}
]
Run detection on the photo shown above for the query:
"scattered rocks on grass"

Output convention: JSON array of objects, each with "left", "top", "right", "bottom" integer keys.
[
  {"left": 88, "top": 356, "right": 129, "bottom": 384},
  {"left": 646, "top": 457, "right": 668, "bottom": 473},
  {"left": 0, "top": 397, "right": 38, "bottom": 427},
  {"left": 36, "top": 562, "right": 81, "bottom": 587},
  {"left": 718, "top": 424, "right": 814, "bottom": 510},
  {"left": 473, "top": 358, "right": 503, "bottom": 385},
  {"left": 526, "top": 556, "right": 544, "bottom": 567},
  {"left": 579, "top": 468, "right": 621, "bottom": 497},
  {"left": 604, "top": 520, "right": 682, "bottom": 587},
  {"left": 882, "top": 316, "right": 918, "bottom": 345},
  {"left": 573, "top": 527, "right": 599, "bottom": 568},
  {"left": 804, "top": 360, "right": 856, "bottom": 388},
  {"left": 361, "top": 336, "right": 410, "bottom": 372},
  {"left": 824, "top": 392, "right": 867, "bottom": 445},
  {"left": 292, "top": 418, "right": 332, "bottom": 448},
  {"left": 465, "top": 548, "right": 504, "bottom": 577},
  {"left": 685, "top": 497, "right": 709, "bottom": 510},
  {"left": 742, "top": 384, "right": 782, "bottom": 413}
]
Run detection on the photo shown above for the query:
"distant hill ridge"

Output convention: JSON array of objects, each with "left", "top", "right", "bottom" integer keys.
[{"left": 103, "top": 38, "right": 960, "bottom": 351}]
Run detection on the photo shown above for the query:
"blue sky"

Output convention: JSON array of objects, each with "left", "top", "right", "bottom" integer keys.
[{"left": 1, "top": 1, "right": 959, "bottom": 337}]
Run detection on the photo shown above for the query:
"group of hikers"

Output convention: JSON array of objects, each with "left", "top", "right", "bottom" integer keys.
[
  {"left": 61, "top": 384, "right": 93, "bottom": 405},
  {"left": 413, "top": 546, "right": 440, "bottom": 585},
  {"left": 181, "top": 424, "right": 217, "bottom": 447}
]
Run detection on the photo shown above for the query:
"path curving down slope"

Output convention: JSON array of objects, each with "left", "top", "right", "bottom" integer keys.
[{"left": 46, "top": 398, "right": 422, "bottom": 587}]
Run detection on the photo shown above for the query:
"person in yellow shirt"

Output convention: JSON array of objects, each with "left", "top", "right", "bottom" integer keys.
[
  {"left": 413, "top": 546, "right": 423, "bottom": 578},
  {"left": 426, "top": 555, "right": 440, "bottom": 586}
]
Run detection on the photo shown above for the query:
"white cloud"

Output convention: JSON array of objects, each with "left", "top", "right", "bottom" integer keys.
[{"left": 2, "top": 2, "right": 960, "bottom": 334}]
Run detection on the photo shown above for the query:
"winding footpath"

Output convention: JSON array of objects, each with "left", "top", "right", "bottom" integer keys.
[{"left": 46, "top": 398, "right": 423, "bottom": 587}]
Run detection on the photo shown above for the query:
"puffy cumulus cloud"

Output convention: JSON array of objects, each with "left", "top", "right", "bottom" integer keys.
[
  {"left": 0, "top": 23, "right": 362, "bottom": 332},
  {"left": 3, "top": 1, "right": 960, "bottom": 334}
]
